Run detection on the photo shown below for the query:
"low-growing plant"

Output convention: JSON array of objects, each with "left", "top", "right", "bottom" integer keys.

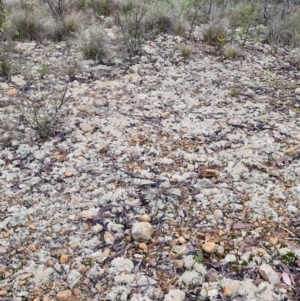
[
  {"left": 77, "top": 28, "right": 108, "bottom": 62},
  {"left": 202, "top": 21, "right": 227, "bottom": 44},
  {"left": 229, "top": 2, "right": 258, "bottom": 42},
  {"left": 15, "top": 84, "right": 70, "bottom": 138},
  {"left": 195, "top": 250, "right": 204, "bottom": 263},
  {"left": 181, "top": 44, "right": 193, "bottom": 58},
  {"left": 183, "top": 0, "right": 206, "bottom": 39},
  {"left": 66, "top": 60, "right": 82, "bottom": 79},
  {"left": 224, "top": 44, "right": 243, "bottom": 59},
  {"left": 265, "top": 7, "right": 300, "bottom": 51},
  {"left": 111, "top": 0, "right": 149, "bottom": 54},
  {"left": 0, "top": 50, "right": 10, "bottom": 77},
  {"left": 45, "top": 0, "right": 82, "bottom": 43},
  {"left": 91, "top": 0, "right": 114, "bottom": 16},
  {"left": 0, "top": 115, "right": 20, "bottom": 147},
  {"left": 0, "top": 0, "right": 9, "bottom": 38},
  {"left": 39, "top": 60, "right": 49, "bottom": 78},
  {"left": 52, "top": 11, "right": 82, "bottom": 41},
  {"left": 45, "top": 0, "right": 68, "bottom": 25},
  {"left": 10, "top": 9, "right": 46, "bottom": 41},
  {"left": 230, "top": 87, "right": 241, "bottom": 97},
  {"left": 145, "top": 4, "right": 187, "bottom": 38},
  {"left": 173, "top": 18, "right": 188, "bottom": 37},
  {"left": 144, "top": 8, "right": 175, "bottom": 36},
  {"left": 280, "top": 251, "right": 296, "bottom": 265},
  {"left": 175, "top": 43, "right": 193, "bottom": 58}
]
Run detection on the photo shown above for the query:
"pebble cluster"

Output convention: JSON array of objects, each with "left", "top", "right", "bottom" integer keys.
[{"left": 0, "top": 33, "right": 300, "bottom": 300}]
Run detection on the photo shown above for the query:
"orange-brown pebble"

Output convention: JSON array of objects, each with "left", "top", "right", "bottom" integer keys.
[
  {"left": 65, "top": 171, "right": 73, "bottom": 177},
  {"left": 47, "top": 259, "right": 55, "bottom": 267},
  {"left": 138, "top": 243, "right": 148, "bottom": 253},
  {"left": 223, "top": 286, "right": 231, "bottom": 297},
  {"left": 29, "top": 245, "right": 37, "bottom": 252},
  {"left": 73, "top": 288, "right": 81, "bottom": 296},
  {"left": 28, "top": 224, "right": 36, "bottom": 231},
  {"left": 138, "top": 214, "right": 151, "bottom": 222},
  {"left": 2, "top": 232, "right": 9, "bottom": 238},
  {"left": 202, "top": 242, "right": 217, "bottom": 254},
  {"left": 6, "top": 88, "right": 18, "bottom": 96},
  {"left": 60, "top": 254, "right": 69, "bottom": 264}
]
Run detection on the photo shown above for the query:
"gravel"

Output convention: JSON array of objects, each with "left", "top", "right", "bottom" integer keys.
[{"left": 0, "top": 33, "right": 300, "bottom": 300}]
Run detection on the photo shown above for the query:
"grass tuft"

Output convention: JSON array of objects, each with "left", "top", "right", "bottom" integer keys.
[
  {"left": 52, "top": 11, "right": 83, "bottom": 42},
  {"left": 0, "top": 49, "right": 10, "bottom": 77},
  {"left": 203, "top": 21, "right": 227, "bottom": 44},
  {"left": 77, "top": 28, "right": 108, "bottom": 62},
  {"left": 10, "top": 9, "right": 46, "bottom": 41},
  {"left": 224, "top": 44, "right": 243, "bottom": 59}
]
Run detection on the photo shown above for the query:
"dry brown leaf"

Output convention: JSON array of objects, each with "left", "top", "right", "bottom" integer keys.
[
  {"left": 233, "top": 221, "right": 253, "bottom": 229},
  {"left": 49, "top": 152, "right": 68, "bottom": 162},
  {"left": 282, "top": 272, "right": 291, "bottom": 286},
  {"left": 285, "top": 146, "right": 300, "bottom": 156},
  {"left": 202, "top": 168, "right": 218, "bottom": 178}
]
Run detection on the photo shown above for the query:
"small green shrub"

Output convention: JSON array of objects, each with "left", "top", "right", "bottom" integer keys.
[
  {"left": 16, "top": 85, "right": 70, "bottom": 139},
  {"left": 195, "top": 250, "right": 204, "bottom": 263},
  {"left": 145, "top": 11, "right": 176, "bottom": 36},
  {"left": 230, "top": 87, "right": 241, "bottom": 97},
  {"left": 111, "top": 0, "right": 149, "bottom": 54},
  {"left": 39, "top": 60, "right": 49, "bottom": 78},
  {"left": 280, "top": 251, "right": 296, "bottom": 265},
  {"left": 91, "top": 0, "right": 113, "bottom": 16},
  {"left": 0, "top": 50, "right": 10, "bottom": 77},
  {"left": 229, "top": 2, "right": 258, "bottom": 41},
  {"left": 144, "top": 2, "right": 187, "bottom": 38},
  {"left": 265, "top": 8, "right": 300, "bottom": 50},
  {"left": 0, "top": 0, "right": 9, "bottom": 38}
]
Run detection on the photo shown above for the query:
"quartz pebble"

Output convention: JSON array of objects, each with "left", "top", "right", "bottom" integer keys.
[
  {"left": 131, "top": 222, "right": 154, "bottom": 241},
  {"left": 202, "top": 242, "right": 217, "bottom": 254},
  {"left": 56, "top": 290, "right": 72, "bottom": 301},
  {"left": 259, "top": 264, "right": 280, "bottom": 284}
]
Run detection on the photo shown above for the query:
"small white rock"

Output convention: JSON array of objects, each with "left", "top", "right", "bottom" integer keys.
[
  {"left": 131, "top": 222, "right": 154, "bottom": 241},
  {"left": 172, "top": 245, "right": 190, "bottom": 256},
  {"left": 213, "top": 209, "right": 223, "bottom": 221},
  {"left": 164, "top": 289, "right": 185, "bottom": 301},
  {"left": 259, "top": 264, "right": 280, "bottom": 284}
]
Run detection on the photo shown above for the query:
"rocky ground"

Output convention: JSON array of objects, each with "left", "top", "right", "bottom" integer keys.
[{"left": 1, "top": 34, "right": 300, "bottom": 301}]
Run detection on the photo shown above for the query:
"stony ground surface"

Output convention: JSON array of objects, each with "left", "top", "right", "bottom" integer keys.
[{"left": 1, "top": 34, "right": 300, "bottom": 301}]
